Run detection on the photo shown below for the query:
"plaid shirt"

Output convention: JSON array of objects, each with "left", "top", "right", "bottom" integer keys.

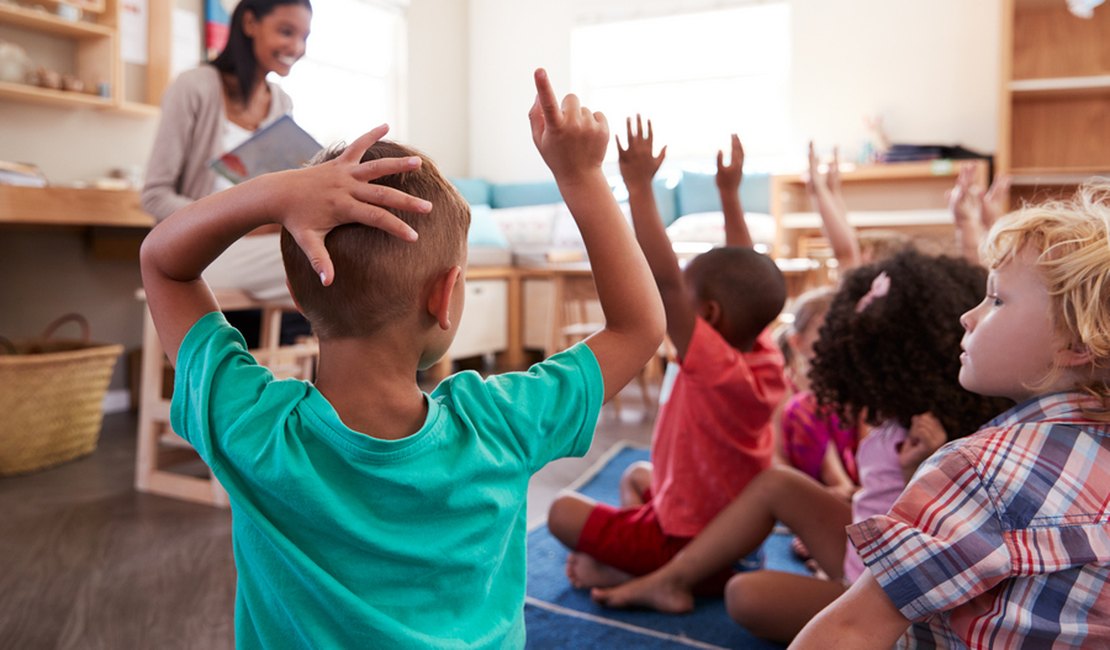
[{"left": 847, "top": 392, "right": 1110, "bottom": 649}]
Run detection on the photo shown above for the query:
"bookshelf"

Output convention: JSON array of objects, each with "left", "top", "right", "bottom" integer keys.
[
  {"left": 0, "top": 0, "right": 171, "bottom": 114},
  {"left": 998, "top": 0, "right": 1110, "bottom": 205},
  {"left": 770, "top": 159, "right": 988, "bottom": 260}
]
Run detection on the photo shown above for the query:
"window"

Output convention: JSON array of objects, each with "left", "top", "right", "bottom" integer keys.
[
  {"left": 571, "top": 3, "right": 791, "bottom": 172},
  {"left": 279, "top": 0, "right": 407, "bottom": 148}
]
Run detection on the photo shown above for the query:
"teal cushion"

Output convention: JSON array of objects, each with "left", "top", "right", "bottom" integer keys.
[
  {"left": 467, "top": 204, "right": 509, "bottom": 248},
  {"left": 674, "top": 171, "right": 771, "bottom": 217},
  {"left": 489, "top": 181, "right": 564, "bottom": 209},
  {"left": 653, "top": 176, "right": 680, "bottom": 226},
  {"left": 450, "top": 177, "right": 492, "bottom": 206}
]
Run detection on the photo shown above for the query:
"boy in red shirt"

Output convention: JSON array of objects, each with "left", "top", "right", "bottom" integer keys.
[{"left": 548, "top": 117, "right": 787, "bottom": 592}]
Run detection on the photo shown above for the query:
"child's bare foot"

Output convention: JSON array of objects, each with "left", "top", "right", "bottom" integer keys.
[
  {"left": 590, "top": 572, "right": 695, "bottom": 614},
  {"left": 565, "top": 552, "right": 632, "bottom": 589}
]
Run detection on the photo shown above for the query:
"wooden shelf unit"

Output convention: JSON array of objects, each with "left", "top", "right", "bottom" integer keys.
[
  {"left": 0, "top": 185, "right": 154, "bottom": 228},
  {"left": 998, "top": 0, "right": 1110, "bottom": 206},
  {"left": 769, "top": 159, "right": 988, "bottom": 259},
  {"left": 0, "top": 0, "right": 172, "bottom": 114}
]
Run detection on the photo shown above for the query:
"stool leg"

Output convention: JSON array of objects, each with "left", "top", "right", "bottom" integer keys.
[{"left": 135, "top": 305, "right": 164, "bottom": 492}]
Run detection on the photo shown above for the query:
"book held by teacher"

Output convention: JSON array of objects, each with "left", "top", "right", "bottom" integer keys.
[{"left": 211, "top": 115, "right": 323, "bottom": 184}]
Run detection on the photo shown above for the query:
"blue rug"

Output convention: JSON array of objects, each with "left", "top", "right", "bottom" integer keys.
[{"left": 525, "top": 444, "right": 810, "bottom": 649}]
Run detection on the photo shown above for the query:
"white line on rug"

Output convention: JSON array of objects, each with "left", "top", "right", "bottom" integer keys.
[{"left": 524, "top": 597, "right": 731, "bottom": 650}]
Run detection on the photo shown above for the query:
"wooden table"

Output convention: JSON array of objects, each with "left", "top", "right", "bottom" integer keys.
[{"left": 0, "top": 185, "right": 153, "bottom": 227}]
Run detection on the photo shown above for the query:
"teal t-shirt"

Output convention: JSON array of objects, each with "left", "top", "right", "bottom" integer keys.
[{"left": 170, "top": 312, "right": 603, "bottom": 649}]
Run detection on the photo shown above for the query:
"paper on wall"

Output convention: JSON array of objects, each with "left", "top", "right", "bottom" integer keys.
[{"left": 120, "top": 0, "right": 148, "bottom": 65}]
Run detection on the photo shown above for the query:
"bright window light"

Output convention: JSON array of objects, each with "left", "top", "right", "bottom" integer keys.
[
  {"left": 279, "top": 0, "right": 407, "bottom": 149},
  {"left": 571, "top": 3, "right": 791, "bottom": 172}
]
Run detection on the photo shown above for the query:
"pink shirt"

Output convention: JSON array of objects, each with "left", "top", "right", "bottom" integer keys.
[
  {"left": 842, "top": 420, "right": 907, "bottom": 583},
  {"left": 650, "top": 318, "right": 786, "bottom": 537}
]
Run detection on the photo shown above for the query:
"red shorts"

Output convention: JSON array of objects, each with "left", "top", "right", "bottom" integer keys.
[{"left": 576, "top": 495, "right": 734, "bottom": 595}]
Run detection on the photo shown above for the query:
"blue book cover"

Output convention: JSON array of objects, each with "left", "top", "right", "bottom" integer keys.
[{"left": 210, "top": 115, "right": 323, "bottom": 184}]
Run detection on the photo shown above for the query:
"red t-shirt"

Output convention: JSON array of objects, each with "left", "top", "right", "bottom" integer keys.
[{"left": 650, "top": 318, "right": 786, "bottom": 537}]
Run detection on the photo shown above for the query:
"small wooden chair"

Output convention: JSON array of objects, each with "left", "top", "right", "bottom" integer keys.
[
  {"left": 134, "top": 289, "right": 317, "bottom": 507},
  {"left": 547, "top": 273, "right": 661, "bottom": 418}
]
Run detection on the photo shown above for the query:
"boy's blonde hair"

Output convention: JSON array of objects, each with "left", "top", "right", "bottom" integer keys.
[
  {"left": 281, "top": 140, "right": 471, "bottom": 339},
  {"left": 980, "top": 181, "right": 1110, "bottom": 401}
]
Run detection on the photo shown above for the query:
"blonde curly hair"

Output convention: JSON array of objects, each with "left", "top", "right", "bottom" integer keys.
[{"left": 980, "top": 181, "right": 1110, "bottom": 404}]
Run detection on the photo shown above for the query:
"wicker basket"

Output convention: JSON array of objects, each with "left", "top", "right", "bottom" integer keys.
[{"left": 0, "top": 314, "right": 123, "bottom": 476}]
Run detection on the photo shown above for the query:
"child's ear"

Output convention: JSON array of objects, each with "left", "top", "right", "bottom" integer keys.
[
  {"left": 1056, "top": 341, "right": 1094, "bottom": 368},
  {"left": 699, "top": 300, "right": 723, "bottom": 328},
  {"left": 427, "top": 266, "right": 463, "bottom": 331}
]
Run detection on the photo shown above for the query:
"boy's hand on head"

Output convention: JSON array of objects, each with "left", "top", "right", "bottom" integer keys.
[
  {"left": 715, "top": 133, "right": 743, "bottom": 193},
  {"left": 276, "top": 125, "right": 433, "bottom": 285},
  {"left": 528, "top": 68, "right": 609, "bottom": 185},
  {"left": 616, "top": 114, "right": 667, "bottom": 189}
]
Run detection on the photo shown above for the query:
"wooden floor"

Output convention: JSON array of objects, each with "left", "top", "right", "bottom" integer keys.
[{"left": 0, "top": 385, "right": 655, "bottom": 649}]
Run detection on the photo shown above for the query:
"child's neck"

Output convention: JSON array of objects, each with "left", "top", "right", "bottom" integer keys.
[{"left": 313, "top": 333, "right": 428, "bottom": 441}]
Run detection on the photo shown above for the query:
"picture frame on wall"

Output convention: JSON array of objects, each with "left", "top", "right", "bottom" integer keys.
[{"left": 205, "top": 0, "right": 236, "bottom": 59}]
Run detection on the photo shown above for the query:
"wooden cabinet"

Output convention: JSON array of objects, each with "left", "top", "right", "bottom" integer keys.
[
  {"left": 0, "top": 0, "right": 171, "bottom": 115},
  {"left": 770, "top": 159, "right": 989, "bottom": 260},
  {"left": 998, "top": 0, "right": 1110, "bottom": 204}
]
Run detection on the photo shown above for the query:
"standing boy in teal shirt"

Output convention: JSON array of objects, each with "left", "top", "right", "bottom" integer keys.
[{"left": 139, "top": 69, "right": 664, "bottom": 649}]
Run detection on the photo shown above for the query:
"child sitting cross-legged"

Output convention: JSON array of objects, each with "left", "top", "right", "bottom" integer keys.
[
  {"left": 592, "top": 251, "right": 1011, "bottom": 644},
  {"left": 139, "top": 68, "right": 664, "bottom": 649},
  {"left": 547, "top": 116, "right": 788, "bottom": 594},
  {"left": 794, "top": 182, "right": 1110, "bottom": 648}
]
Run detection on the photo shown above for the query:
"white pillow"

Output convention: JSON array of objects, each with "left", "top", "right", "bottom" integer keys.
[
  {"left": 666, "top": 211, "right": 776, "bottom": 249},
  {"left": 488, "top": 203, "right": 560, "bottom": 248}
]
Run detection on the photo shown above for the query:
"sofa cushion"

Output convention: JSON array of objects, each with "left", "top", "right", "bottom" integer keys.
[
  {"left": 450, "top": 177, "right": 491, "bottom": 206},
  {"left": 675, "top": 171, "right": 771, "bottom": 217},
  {"left": 467, "top": 204, "right": 510, "bottom": 249},
  {"left": 489, "top": 181, "right": 565, "bottom": 209}
]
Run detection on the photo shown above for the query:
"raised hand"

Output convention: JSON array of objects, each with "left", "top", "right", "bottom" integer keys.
[
  {"left": 948, "top": 163, "right": 985, "bottom": 264},
  {"left": 278, "top": 125, "right": 432, "bottom": 285},
  {"left": 528, "top": 68, "right": 609, "bottom": 184},
  {"left": 715, "top": 133, "right": 743, "bottom": 193},
  {"left": 981, "top": 175, "right": 1011, "bottom": 229},
  {"left": 617, "top": 114, "right": 666, "bottom": 188}
]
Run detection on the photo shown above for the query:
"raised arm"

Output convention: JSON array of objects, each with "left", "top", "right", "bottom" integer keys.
[
  {"left": 717, "top": 133, "right": 753, "bottom": 248},
  {"left": 948, "top": 162, "right": 985, "bottom": 265},
  {"left": 529, "top": 71, "right": 665, "bottom": 402},
  {"left": 805, "top": 142, "right": 860, "bottom": 270},
  {"left": 140, "top": 125, "right": 431, "bottom": 364},
  {"left": 616, "top": 115, "right": 697, "bottom": 356}
]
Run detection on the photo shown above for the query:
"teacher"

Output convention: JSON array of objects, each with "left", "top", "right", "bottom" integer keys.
[{"left": 142, "top": 0, "right": 313, "bottom": 311}]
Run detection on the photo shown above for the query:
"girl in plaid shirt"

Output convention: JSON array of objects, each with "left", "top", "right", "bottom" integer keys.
[{"left": 795, "top": 182, "right": 1110, "bottom": 649}]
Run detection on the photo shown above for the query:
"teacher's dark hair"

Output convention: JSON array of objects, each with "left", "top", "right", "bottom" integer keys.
[{"left": 210, "top": 0, "right": 312, "bottom": 103}]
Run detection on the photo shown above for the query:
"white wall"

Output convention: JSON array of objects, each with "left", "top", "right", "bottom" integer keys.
[
  {"left": 407, "top": 0, "right": 471, "bottom": 176},
  {"left": 465, "top": 0, "right": 1002, "bottom": 182}
]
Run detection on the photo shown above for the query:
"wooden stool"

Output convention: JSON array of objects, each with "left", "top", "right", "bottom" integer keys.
[{"left": 134, "top": 289, "right": 318, "bottom": 507}]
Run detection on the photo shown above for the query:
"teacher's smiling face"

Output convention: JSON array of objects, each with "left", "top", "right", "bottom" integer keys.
[{"left": 244, "top": 4, "right": 312, "bottom": 77}]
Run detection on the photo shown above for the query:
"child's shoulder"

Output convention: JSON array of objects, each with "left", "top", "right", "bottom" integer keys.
[{"left": 432, "top": 342, "right": 602, "bottom": 411}]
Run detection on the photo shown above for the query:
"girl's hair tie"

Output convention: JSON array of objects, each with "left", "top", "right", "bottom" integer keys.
[{"left": 856, "top": 271, "right": 891, "bottom": 313}]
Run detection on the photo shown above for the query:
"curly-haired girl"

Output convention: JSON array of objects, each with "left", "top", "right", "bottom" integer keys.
[{"left": 591, "top": 250, "right": 1011, "bottom": 645}]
